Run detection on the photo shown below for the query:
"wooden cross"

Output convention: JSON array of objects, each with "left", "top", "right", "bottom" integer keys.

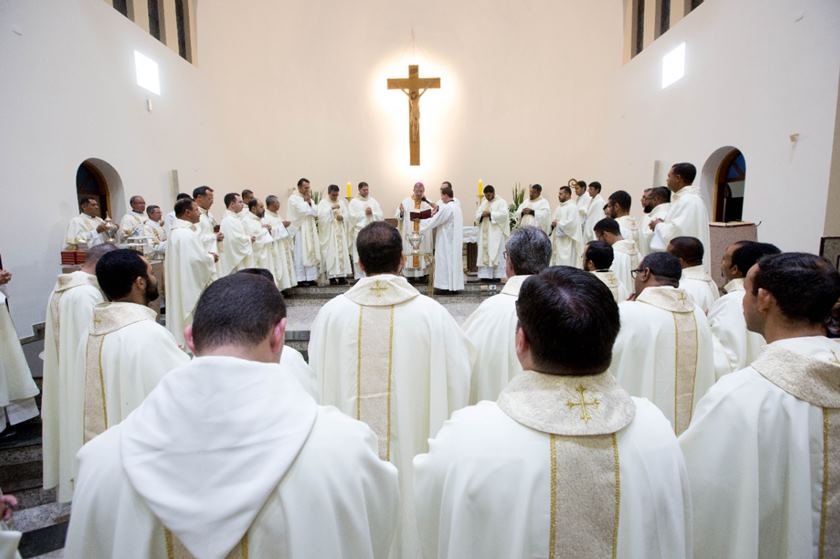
[
  {"left": 566, "top": 384, "right": 601, "bottom": 423},
  {"left": 387, "top": 65, "right": 441, "bottom": 166}
]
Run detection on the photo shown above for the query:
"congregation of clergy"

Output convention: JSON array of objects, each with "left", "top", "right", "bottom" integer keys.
[{"left": 0, "top": 160, "right": 839, "bottom": 558}]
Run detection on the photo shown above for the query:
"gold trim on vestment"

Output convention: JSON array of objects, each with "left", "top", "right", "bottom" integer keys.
[
  {"left": 355, "top": 305, "right": 396, "bottom": 460},
  {"left": 82, "top": 334, "right": 108, "bottom": 442},
  {"left": 671, "top": 308, "right": 699, "bottom": 435},
  {"left": 819, "top": 407, "right": 840, "bottom": 559},
  {"left": 165, "top": 528, "right": 248, "bottom": 559}
]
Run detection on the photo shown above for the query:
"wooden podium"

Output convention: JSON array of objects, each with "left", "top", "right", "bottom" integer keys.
[{"left": 709, "top": 221, "right": 757, "bottom": 288}]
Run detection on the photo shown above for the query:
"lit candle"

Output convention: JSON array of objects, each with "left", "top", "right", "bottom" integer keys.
[
  {"left": 346, "top": 182, "right": 353, "bottom": 198},
  {"left": 478, "top": 179, "right": 484, "bottom": 198}
]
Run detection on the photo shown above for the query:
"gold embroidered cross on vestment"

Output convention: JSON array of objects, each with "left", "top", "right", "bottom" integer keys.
[
  {"left": 566, "top": 384, "right": 600, "bottom": 423},
  {"left": 370, "top": 281, "right": 389, "bottom": 298}
]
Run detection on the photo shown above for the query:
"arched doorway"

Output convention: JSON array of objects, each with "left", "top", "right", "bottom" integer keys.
[
  {"left": 75, "top": 158, "right": 125, "bottom": 220},
  {"left": 714, "top": 149, "right": 746, "bottom": 222}
]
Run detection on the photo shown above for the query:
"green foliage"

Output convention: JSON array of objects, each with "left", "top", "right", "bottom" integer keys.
[
  {"left": 508, "top": 182, "right": 526, "bottom": 229},
  {"left": 312, "top": 190, "right": 322, "bottom": 205}
]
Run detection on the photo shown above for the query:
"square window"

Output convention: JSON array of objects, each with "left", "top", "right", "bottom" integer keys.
[{"left": 134, "top": 51, "right": 160, "bottom": 95}]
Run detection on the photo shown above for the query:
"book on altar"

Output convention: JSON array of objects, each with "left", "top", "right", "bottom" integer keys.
[{"left": 410, "top": 209, "right": 433, "bottom": 220}]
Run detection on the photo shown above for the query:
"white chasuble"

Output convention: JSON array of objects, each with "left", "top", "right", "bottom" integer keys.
[
  {"left": 64, "top": 213, "right": 106, "bottom": 250},
  {"left": 591, "top": 270, "right": 629, "bottom": 303},
  {"left": 610, "top": 239, "right": 640, "bottom": 296},
  {"left": 515, "top": 197, "right": 551, "bottom": 234},
  {"left": 397, "top": 197, "right": 434, "bottom": 277},
  {"left": 118, "top": 211, "right": 147, "bottom": 242},
  {"left": 550, "top": 200, "right": 582, "bottom": 267},
  {"left": 639, "top": 203, "right": 670, "bottom": 256},
  {"left": 287, "top": 193, "right": 320, "bottom": 279},
  {"left": 708, "top": 278, "right": 765, "bottom": 378},
  {"left": 475, "top": 197, "right": 510, "bottom": 275},
  {"left": 0, "top": 293, "right": 39, "bottom": 431},
  {"left": 41, "top": 271, "right": 102, "bottom": 502},
  {"left": 348, "top": 196, "right": 384, "bottom": 274},
  {"left": 583, "top": 194, "right": 606, "bottom": 243},
  {"left": 219, "top": 210, "right": 254, "bottom": 276},
  {"left": 316, "top": 198, "right": 352, "bottom": 279},
  {"left": 81, "top": 302, "right": 188, "bottom": 441},
  {"left": 243, "top": 212, "right": 272, "bottom": 271},
  {"left": 680, "top": 336, "right": 840, "bottom": 559},
  {"left": 419, "top": 200, "right": 465, "bottom": 291},
  {"left": 609, "top": 286, "right": 715, "bottom": 434},
  {"left": 414, "top": 371, "right": 690, "bottom": 559},
  {"left": 678, "top": 265, "right": 719, "bottom": 314},
  {"left": 654, "top": 185, "right": 711, "bottom": 273},
  {"left": 615, "top": 215, "right": 641, "bottom": 254},
  {"left": 165, "top": 220, "right": 215, "bottom": 349},
  {"left": 262, "top": 210, "right": 296, "bottom": 290}
]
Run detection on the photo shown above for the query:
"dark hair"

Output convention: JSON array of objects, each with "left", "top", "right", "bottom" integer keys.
[
  {"left": 559, "top": 186, "right": 572, "bottom": 196},
  {"left": 95, "top": 249, "right": 148, "bottom": 301},
  {"left": 358, "top": 181, "right": 369, "bottom": 189},
  {"left": 671, "top": 162, "right": 697, "bottom": 184},
  {"left": 441, "top": 181, "right": 452, "bottom": 189},
  {"left": 575, "top": 180, "right": 587, "bottom": 189},
  {"left": 752, "top": 253, "right": 840, "bottom": 324},
  {"left": 584, "top": 241, "right": 614, "bottom": 270},
  {"left": 593, "top": 217, "right": 621, "bottom": 236},
  {"left": 357, "top": 221, "right": 402, "bottom": 274},
  {"left": 651, "top": 186, "right": 672, "bottom": 203},
  {"left": 241, "top": 189, "right": 254, "bottom": 199},
  {"left": 129, "top": 195, "right": 143, "bottom": 205},
  {"left": 483, "top": 185, "right": 495, "bottom": 194},
  {"left": 608, "top": 190, "right": 631, "bottom": 211},
  {"left": 265, "top": 195, "right": 279, "bottom": 206},
  {"left": 589, "top": 181, "right": 602, "bottom": 192},
  {"left": 639, "top": 252, "right": 682, "bottom": 284},
  {"left": 247, "top": 198, "right": 259, "bottom": 210},
  {"left": 191, "top": 274, "right": 287, "bottom": 353},
  {"left": 506, "top": 227, "right": 551, "bottom": 275},
  {"left": 237, "top": 268, "right": 275, "bottom": 284},
  {"left": 516, "top": 267, "right": 620, "bottom": 375},
  {"left": 145, "top": 205, "right": 160, "bottom": 217},
  {"left": 730, "top": 241, "right": 781, "bottom": 277},
  {"left": 297, "top": 178, "right": 309, "bottom": 187},
  {"left": 668, "top": 236, "right": 704, "bottom": 266},
  {"left": 441, "top": 185, "right": 454, "bottom": 198},
  {"left": 223, "top": 193, "right": 239, "bottom": 208},
  {"left": 327, "top": 184, "right": 340, "bottom": 194},
  {"left": 79, "top": 196, "right": 97, "bottom": 208},
  {"left": 193, "top": 185, "right": 213, "bottom": 198},
  {"left": 174, "top": 198, "right": 195, "bottom": 217},
  {"left": 176, "top": 192, "right": 192, "bottom": 201},
  {"left": 531, "top": 184, "right": 542, "bottom": 193}
]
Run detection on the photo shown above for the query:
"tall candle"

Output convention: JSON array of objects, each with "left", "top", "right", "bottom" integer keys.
[
  {"left": 478, "top": 179, "right": 484, "bottom": 198},
  {"left": 346, "top": 182, "right": 353, "bottom": 198}
]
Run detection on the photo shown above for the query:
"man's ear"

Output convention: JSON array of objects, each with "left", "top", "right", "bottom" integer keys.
[
  {"left": 756, "top": 288, "right": 775, "bottom": 314},
  {"left": 269, "top": 317, "right": 287, "bottom": 354},
  {"left": 515, "top": 325, "right": 532, "bottom": 370},
  {"left": 184, "top": 325, "right": 196, "bottom": 355}
]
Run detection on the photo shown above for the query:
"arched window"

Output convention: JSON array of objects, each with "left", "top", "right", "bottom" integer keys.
[
  {"left": 714, "top": 149, "right": 746, "bottom": 222},
  {"left": 75, "top": 158, "right": 125, "bottom": 220}
]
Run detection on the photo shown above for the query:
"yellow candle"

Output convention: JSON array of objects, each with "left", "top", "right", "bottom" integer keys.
[
  {"left": 478, "top": 179, "right": 484, "bottom": 197},
  {"left": 346, "top": 182, "right": 352, "bottom": 198}
]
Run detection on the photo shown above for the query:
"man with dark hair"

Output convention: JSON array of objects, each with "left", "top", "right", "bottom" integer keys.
[
  {"left": 142, "top": 204, "right": 167, "bottom": 260},
  {"left": 163, "top": 193, "right": 193, "bottom": 236},
  {"left": 573, "top": 180, "right": 590, "bottom": 236},
  {"left": 420, "top": 183, "right": 465, "bottom": 292},
  {"left": 309, "top": 221, "right": 473, "bottom": 556},
  {"left": 416, "top": 266, "right": 690, "bottom": 558},
  {"left": 640, "top": 186, "right": 672, "bottom": 256},
  {"left": 78, "top": 249, "right": 187, "bottom": 444},
  {"left": 348, "top": 181, "right": 384, "bottom": 280},
  {"left": 668, "top": 236, "right": 719, "bottom": 314},
  {"left": 514, "top": 183, "right": 551, "bottom": 234},
  {"left": 219, "top": 192, "right": 254, "bottom": 276},
  {"left": 582, "top": 180, "right": 606, "bottom": 243},
  {"left": 67, "top": 272, "right": 399, "bottom": 558},
  {"left": 193, "top": 186, "right": 223, "bottom": 272},
  {"left": 397, "top": 182, "right": 435, "bottom": 281},
  {"left": 583, "top": 240, "right": 628, "bottom": 302},
  {"left": 650, "top": 162, "right": 711, "bottom": 273},
  {"left": 64, "top": 196, "right": 108, "bottom": 249},
  {"left": 464, "top": 226, "right": 551, "bottom": 401},
  {"left": 263, "top": 195, "right": 296, "bottom": 290},
  {"left": 594, "top": 217, "right": 640, "bottom": 296},
  {"left": 239, "top": 189, "right": 255, "bottom": 218},
  {"left": 608, "top": 252, "right": 715, "bottom": 434},
  {"left": 287, "top": 178, "right": 320, "bottom": 285},
  {"left": 42, "top": 243, "right": 116, "bottom": 502},
  {"left": 243, "top": 198, "right": 274, "bottom": 274},
  {"left": 317, "top": 184, "right": 352, "bottom": 284},
  {"left": 550, "top": 185, "right": 582, "bottom": 267},
  {"left": 708, "top": 240, "right": 781, "bottom": 378},
  {"left": 681, "top": 253, "right": 840, "bottom": 559},
  {"left": 165, "top": 198, "right": 216, "bottom": 349},
  {"left": 118, "top": 195, "right": 147, "bottom": 242},
  {"left": 607, "top": 189, "right": 642, "bottom": 250},
  {"left": 474, "top": 184, "right": 510, "bottom": 281}
]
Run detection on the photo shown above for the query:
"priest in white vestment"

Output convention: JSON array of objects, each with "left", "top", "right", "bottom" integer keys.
[
  {"left": 309, "top": 222, "right": 473, "bottom": 559},
  {"left": 420, "top": 184, "right": 465, "bottom": 292},
  {"left": 595, "top": 217, "right": 640, "bottom": 297},
  {"left": 66, "top": 273, "right": 399, "bottom": 559},
  {"left": 415, "top": 267, "right": 690, "bottom": 559},
  {"left": 651, "top": 163, "right": 711, "bottom": 273},
  {"left": 0, "top": 270, "right": 39, "bottom": 433},
  {"left": 708, "top": 240, "right": 781, "bottom": 379},
  {"left": 64, "top": 197, "right": 108, "bottom": 250},
  {"left": 550, "top": 185, "right": 582, "bottom": 267},
  {"left": 117, "top": 195, "right": 147, "bottom": 242},
  {"left": 574, "top": 181, "right": 591, "bottom": 238},
  {"left": 667, "top": 236, "right": 719, "bottom": 313},
  {"left": 396, "top": 182, "right": 434, "bottom": 279},
  {"left": 463, "top": 227, "right": 550, "bottom": 403},
  {"left": 474, "top": 185, "right": 509, "bottom": 280},
  {"left": 608, "top": 252, "right": 715, "bottom": 434},
  {"left": 287, "top": 178, "right": 321, "bottom": 284},
  {"left": 680, "top": 252, "right": 840, "bottom": 559},
  {"left": 348, "top": 181, "right": 384, "bottom": 280},
  {"left": 193, "top": 186, "right": 222, "bottom": 276},
  {"left": 164, "top": 199, "right": 216, "bottom": 349},
  {"left": 317, "top": 185, "right": 352, "bottom": 283},
  {"left": 79, "top": 250, "right": 188, "bottom": 443},
  {"left": 639, "top": 186, "right": 671, "bottom": 257},
  {"left": 142, "top": 206, "right": 167, "bottom": 261},
  {"left": 607, "top": 190, "right": 643, "bottom": 252},
  {"left": 41, "top": 244, "right": 114, "bottom": 503},
  {"left": 163, "top": 193, "right": 192, "bottom": 237},
  {"left": 582, "top": 181, "right": 606, "bottom": 242},
  {"left": 243, "top": 199, "right": 275, "bottom": 272},
  {"left": 264, "top": 195, "right": 297, "bottom": 290},
  {"left": 514, "top": 183, "right": 551, "bottom": 234},
  {"left": 219, "top": 193, "right": 255, "bottom": 277},
  {"left": 584, "top": 240, "right": 630, "bottom": 302}
]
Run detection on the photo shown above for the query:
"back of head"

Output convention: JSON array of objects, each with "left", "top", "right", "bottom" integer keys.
[
  {"left": 247, "top": 199, "right": 259, "bottom": 211},
  {"left": 95, "top": 249, "right": 147, "bottom": 301},
  {"left": 176, "top": 192, "right": 192, "bottom": 202},
  {"left": 192, "top": 185, "right": 212, "bottom": 199},
  {"left": 223, "top": 193, "right": 238, "bottom": 208},
  {"left": 651, "top": 186, "right": 671, "bottom": 203},
  {"left": 593, "top": 217, "right": 620, "bottom": 236},
  {"left": 174, "top": 198, "right": 194, "bottom": 217},
  {"left": 440, "top": 185, "right": 454, "bottom": 198},
  {"left": 357, "top": 221, "right": 402, "bottom": 275},
  {"left": 753, "top": 252, "right": 840, "bottom": 325},
  {"left": 237, "top": 268, "right": 275, "bottom": 284},
  {"left": 506, "top": 227, "right": 551, "bottom": 275},
  {"left": 191, "top": 274, "right": 287, "bottom": 355},
  {"left": 672, "top": 162, "right": 697, "bottom": 184},
  {"left": 517, "top": 267, "right": 620, "bottom": 375},
  {"left": 585, "top": 241, "right": 614, "bottom": 270},
  {"left": 668, "top": 236, "right": 704, "bottom": 266},
  {"left": 608, "top": 190, "right": 631, "bottom": 211},
  {"left": 639, "top": 252, "right": 682, "bottom": 285},
  {"left": 731, "top": 241, "right": 781, "bottom": 277}
]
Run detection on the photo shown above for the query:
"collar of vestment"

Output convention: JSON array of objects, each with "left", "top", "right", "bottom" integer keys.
[
  {"left": 560, "top": 199, "right": 574, "bottom": 207},
  {"left": 344, "top": 273, "right": 420, "bottom": 307},
  {"left": 54, "top": 270, "right": 98, "bottom": 293},
  {"left": 131, "top": 211, "right": 145, "bottom": 218},
  {"left": 636, "top": 285, "right": 695, "bottom": 313},
  {"left": 121, "top": 355, "right": 318, "bottom": 559},
  {"left": 612, "top": 239, "right": 638, "bottom": 256},
  {"left": 225, "top": 209, "right": 239, "bottom": 218},
  {"left": 172, "top": 218, "right": 195, "bottom": 231},
  {"left": 498, "top": 370, "right": 635, "bottom": 436},
  {"left": 501, "top": 274, "right": 529, "bottom": 296},
  {"left": 90, "top": 302, "right": 156, "bottom": 336},
  {"left": 674, "top": 184, "right": 699, "bottom": 200},
  {"left": 752, "top": 338, "right": 840, "bottom": 408},
  {"left": 81, "top": 213, "right": 103, "bottom": 223},
  {"left": 723, "top": 277, "right": 745, "bottom": 293},
  {"left": 592, "top": 270, "right": 621, "bottom": 289},
  {"left": 682, "top": 265, "right": 713, "bottom": 282}
]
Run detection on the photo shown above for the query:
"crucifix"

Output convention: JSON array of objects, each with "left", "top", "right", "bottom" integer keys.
[{"left": 387, "top": 64, "right": 440, "bottom": 166}]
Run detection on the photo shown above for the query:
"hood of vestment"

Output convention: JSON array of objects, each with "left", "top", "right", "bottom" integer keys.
[
  {"left": 636, "top": 285, "right": 695, "bottom": 313},
  {"left": 90, "top": 302, "right": 156, "bottom": 335},
  {"left": 54, "top": 270, "right": 98, "bottom": 294},
  {"left": 500, "top": 275, "right": 529, "bottom": 297},
  {"left": 682, "top": 265, "right": 713, "bottom": 282},
  {"left": 752, "top": 339, "right": 840, "bottom": 408},
  {"left": 344, "top": 274, "right": 420, "bottom": 306}
]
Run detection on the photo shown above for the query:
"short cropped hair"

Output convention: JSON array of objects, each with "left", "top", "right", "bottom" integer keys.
[
  {"left": 752, "top": 253, "right": 840, "bottom": 325},
  {"left": 241, "top": 189, "right": 254, "bottom": 199},
  {"left": 191, "top": 274, "right": 287, "bottom": 353},
  {"left": 585, "top": 241, "right": 614, "bottom": 270},
  {"left": 593, "top": 218, "right": 621, "bottom": 236},
  {"left": 328, "top": 184, "right": 339, "bottom": 194},
  {"left": 651, "top": 186, "right": 672, "bottom": 203},
  {"left": 176, "top": 192, "right": 192, "bottom": 201},
  {"left": 129, "top": 195, "right": 143, "bottom": 205},
  {"left": 506, "top": 227, "right": 551, "bottom": 275},
  {"left": 516, "top": 267, "right": 620, "bottom": 375},
  {"left": 95, "top": 249, "right": 148, "bottom": 301},
  {"left": 608, "top": 190, "right": 631, "bottom": 211},
  {"left": 731, "top": 241, "right": 781, "bottom": 277},
  {"left": 237, "top": 268, "right": 275, "bottom": 284},
  {"left": 193, "top": 185, "right": 213, "bottom": 198},
  {"left": 79, "top": 196, "right": 97, "bottom": 209},
  {"left": 265, "top": 195, "right": 279, "bottom": 206},
  {"left": 247, "top": 198, "right": 259, "bottom": 210},
  {"left": 589, "top": 181, "right": 602, "bottom": 192},
  {"left": 483, "top": 185, "right": 495, "bottom": 194},
  {"left": 559, "top": 186, "right": 572, "bottom": 196},
  {"left": 223, "top": 193, "right": 239, "bottom": 208},
  {"left": 146, "top": 205, "right": 160, "bottom": 217},
  {"left": 358, "top": 181, "right": 369, "bottom": 189},
  {"left": 671, "top": 162, "right": 697, "bottom": 184},
  {"left": 297, "top": 178, "right": 309, "bottom": 187},
  {"left": 639, "top": 252, "right": 682, "bottom": 285},
  {"left": 441, "top": 185, "right": 454, "bottom": 198},
  {"left": 357, "top": 221, "right": 402, "bottom": 275},
  {"left": 174, "top": 198, "right": 195, "bottom": 217},
  {"left": 531, "top": 184, "right": 542, "bottom": 193},
  {"left": 575, "top": 180, "right": 587, "bottom": 189},
  {"left": 668, "top": 236, "right": 704, "bottom": 266}
]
